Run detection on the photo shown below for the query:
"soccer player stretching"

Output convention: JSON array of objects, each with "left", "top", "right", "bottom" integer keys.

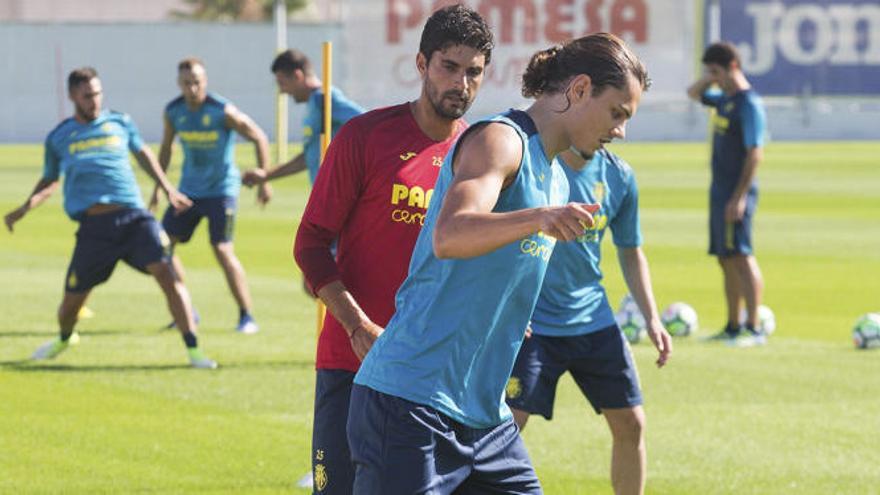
[
  {"left": 506, "top": 147, "right": 672, "bottom": 495},
  {"left": 349, "top": 33, "right": 649, "bottom": 494},
  {"left": 151, "top": 58, "right": 271, "bottom": 334},
  {"left": 292, "top": 6, "right": 493, "bottom": 494},
  {"left": 4, "top": 67, "right": 216, "bottom": 369},
  {"left": 687, "top": 42, "right": 767, "bottom": 345},
  {"left": 242, "top": 49, "right": 364, "bottom": 187}
]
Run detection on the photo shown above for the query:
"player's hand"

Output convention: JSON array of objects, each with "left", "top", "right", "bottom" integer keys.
[
  {"left": 539, "top": 203, "right": 601, "bottom": 241},
  {"left": 724, "top": 197, "right": 746, "bottom": 223},
  {"left": 257, "top": 183, "right": 272, "bottom": 207},
  {"left": 4, "top": 205, "right": 27, "bottom": 233},
  {"left": 645, "top": 319, "right": 672, "bottom": 368},
  {"left": 148, "top": 186, "right": 162, "bottom": 213},
  {"left": 349, "top": 320, "right": 384, "bottom": 361},
  {"left": 700, "top": 70, "right": 717, "bottom": 86},
  {"left": 166, "top": 188, "right": 193, "bottom": 215},
  {"left": 242, "top": 168, "right": 267, "bottom": 187}
]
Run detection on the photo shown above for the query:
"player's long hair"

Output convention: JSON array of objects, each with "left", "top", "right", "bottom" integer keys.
[
  {"left": 521, "top": 33, "right": 649, "bottom": 100},
  {"left": 419, "top": 4, "right": 494, "bottom": 65}
]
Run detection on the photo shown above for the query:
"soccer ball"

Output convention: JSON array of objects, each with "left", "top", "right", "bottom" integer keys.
[
  {"left": 739, "top": 305, "right": 776, "bottom": 335},
  {"left": 615, "top": 294, "right": 645, "bottom": 344},
  {"left": 852, "top": 313, "right": 880, "bottom": 349},
  {"left": 661, "top": 302, "right": 699, "bottom": 337}
]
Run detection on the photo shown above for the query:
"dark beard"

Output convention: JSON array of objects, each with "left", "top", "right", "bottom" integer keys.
[
  {"left": 429, "top": 89, "right": 470, "bottom": 120},
  {"left": 75, "top": 106, "right": 98, "bottom": 122}
]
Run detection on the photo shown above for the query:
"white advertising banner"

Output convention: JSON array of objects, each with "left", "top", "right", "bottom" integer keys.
[{"left": 343, "top": 0, "right": 697, "bottom": 119}]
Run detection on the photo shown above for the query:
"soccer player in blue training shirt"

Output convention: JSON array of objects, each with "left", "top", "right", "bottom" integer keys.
[
  {"left": 506, "top": 148, "right": 672, "bottom": 495},
  {"left": 151, "top": 58, "right": 271, "bottom": 334},
  {"left": 4, "top": 67, "right": 216, "bottom": 369},
  {"left": 241, "top": 49, "right": 364, "bottom": 187},
  {"left": 347, "top": 33, "right": 649, "bottom": 494},
  {"left": 687, "top": 42, "right": 767, "bottom": 346}
]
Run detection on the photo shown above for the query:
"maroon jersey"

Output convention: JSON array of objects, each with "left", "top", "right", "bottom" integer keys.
[{"left": 295, "top": 103, "right": 466, "bottom": 372}]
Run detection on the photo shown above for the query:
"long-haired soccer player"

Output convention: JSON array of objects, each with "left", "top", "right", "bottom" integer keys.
[
  {"left": 348, "top": 33, "right": 650, "bottom": 494},
  {"left": 292, "top": 5, "right": 493, "bottom": 494}
]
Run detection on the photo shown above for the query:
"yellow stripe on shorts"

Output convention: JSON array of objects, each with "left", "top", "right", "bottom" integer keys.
[{"left": 725, "top": 222, "right": 735, "bottom": 250}]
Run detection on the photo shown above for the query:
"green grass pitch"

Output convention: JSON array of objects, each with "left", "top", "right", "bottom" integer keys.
[{"left": 1, "top": 141, "right": 879, "bottom": 494}]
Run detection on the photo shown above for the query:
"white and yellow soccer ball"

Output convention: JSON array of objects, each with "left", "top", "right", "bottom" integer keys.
[
  {"left": 739, "top": 304, "right": 776, "bottom": 335},
  {"left": 852, "top": 313, "right": 880, "bottom": 350},
  {"left": 615, "top": 294, "right": 646, "bottom": 344},
  {"left": 661, "top": 302, "right": 699, "bottom": 337}
]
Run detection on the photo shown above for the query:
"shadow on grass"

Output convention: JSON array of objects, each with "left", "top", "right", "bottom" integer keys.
[
  {"left": 0, "top": 358, "right": 314, "bottom": 372},
  {"left": 0, "top": 329, "right": 135, "bottom": 338}
]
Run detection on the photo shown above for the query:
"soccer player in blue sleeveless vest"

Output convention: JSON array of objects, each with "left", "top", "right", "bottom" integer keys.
[
  {"left": 293, "top": 6, "right": 493, "bottom": 494},
  {"left": 241, "top": 49, "right": 364, "bottom": 187},
  {"left": 687, "top": 42, "right": 767, "bottom": 346},
  {"left": 4, "top": 67, "right": 216, "bottom": 368},
  {"left": 506, "top": 146, "right": 672, "bottom": 495},
  {"left": 151, "top": 58, "right": 271, "bottom": 334},
  {"left": 347, "top": 33, "right": 649, "bottom": 494}
]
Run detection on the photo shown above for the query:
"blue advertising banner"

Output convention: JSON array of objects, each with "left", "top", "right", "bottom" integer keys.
[{"left": 711, "top": 0, "right": 880, "bottom": 95}]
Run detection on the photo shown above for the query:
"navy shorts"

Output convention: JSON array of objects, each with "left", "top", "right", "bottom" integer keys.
[
  {"left": 347, "top": 384, "right": 542, "bottom": 495},
  {"left": 65, "top": 208, "right": 171, "bottom": 293},
  {"left": 709, "top": 190, "right": 758, "bottom": 257},
  {"left": 162, "top": 196, "right": 236, "bottom": 245},
  {"left": 506, "top": 325, "right": 642, "bottom": 418},
  {"left": 311, "top": 369, "right": 355, "bottom": 495}
]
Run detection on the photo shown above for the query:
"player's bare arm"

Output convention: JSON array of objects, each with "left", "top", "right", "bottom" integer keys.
[
  {"left": 725, "top": 146, "right": 763, "bottom": 222},
  {"left": 4, "top": 178, "right": 59, "bottom": 232},
  {"left": 225, "top": 105, "right": 272, "bottom": 205},
  {"left": 242, "top": 152, "right": 307, "bottom": 186},
  {"left": 134, "top": 146, "right": 192, "bottom": 214},
  {"left": 433, "top": 123, "right": 597, "bottom": 259},
  {"left": 686, "top": 73, "right": 714, "bottom": 101},
  {"left": 316, "top": 280, "right": 383, "bottom": 361},
  {"left": 150, "top": 114, "right": 178, "bottom": 211},
  {"left": 618, "top": 246, "right": 672, "bottom": 367}
]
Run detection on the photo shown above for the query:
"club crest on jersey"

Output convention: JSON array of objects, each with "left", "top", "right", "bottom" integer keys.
[
  {"left": 177, "top": 116, "right": 186, "bottom": 125},
  {"left": 100, "top": 122, "right": 114, "bottom": 133},
  {"left": 432, "top": 155, "right": 443, "bottom": 167},
  {"left": 399, "top": 151, "right": 416, "bottom": 161},
  {"left": 506, "top": 377, "right": 522, "bottom": 399},
  {"left": 201, "top": 114, "right": 211, "bottom": 127},
  {"left": 593, "top": 182, "right": 606, "bottom": 203},
  {"left": 724, "top": 102, "right": 735, "bottom": 113}
]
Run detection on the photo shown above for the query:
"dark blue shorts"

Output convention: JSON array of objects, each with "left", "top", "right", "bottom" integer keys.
[
  {"left": 709, "top": 191, "right": 758, "bottom": 257},
  {"left": 506, "top": 325, "right": 642, "bottom": 418},
  {"left": 65, "top": 208, "right": 171, "bottom": 293},
  {"left": 311, "top": 369, "right": 355, "bottom": 495},
  {"left": 347, "top": 384, "right": 542, "bottom": 495},
  {"left": 162, "top": 196, "right": 236, "bottom": 245}
]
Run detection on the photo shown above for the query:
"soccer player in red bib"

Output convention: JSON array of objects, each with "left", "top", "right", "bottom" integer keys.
[{"left": 292, "top": 5, "right": 493, "bottom": 494}]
